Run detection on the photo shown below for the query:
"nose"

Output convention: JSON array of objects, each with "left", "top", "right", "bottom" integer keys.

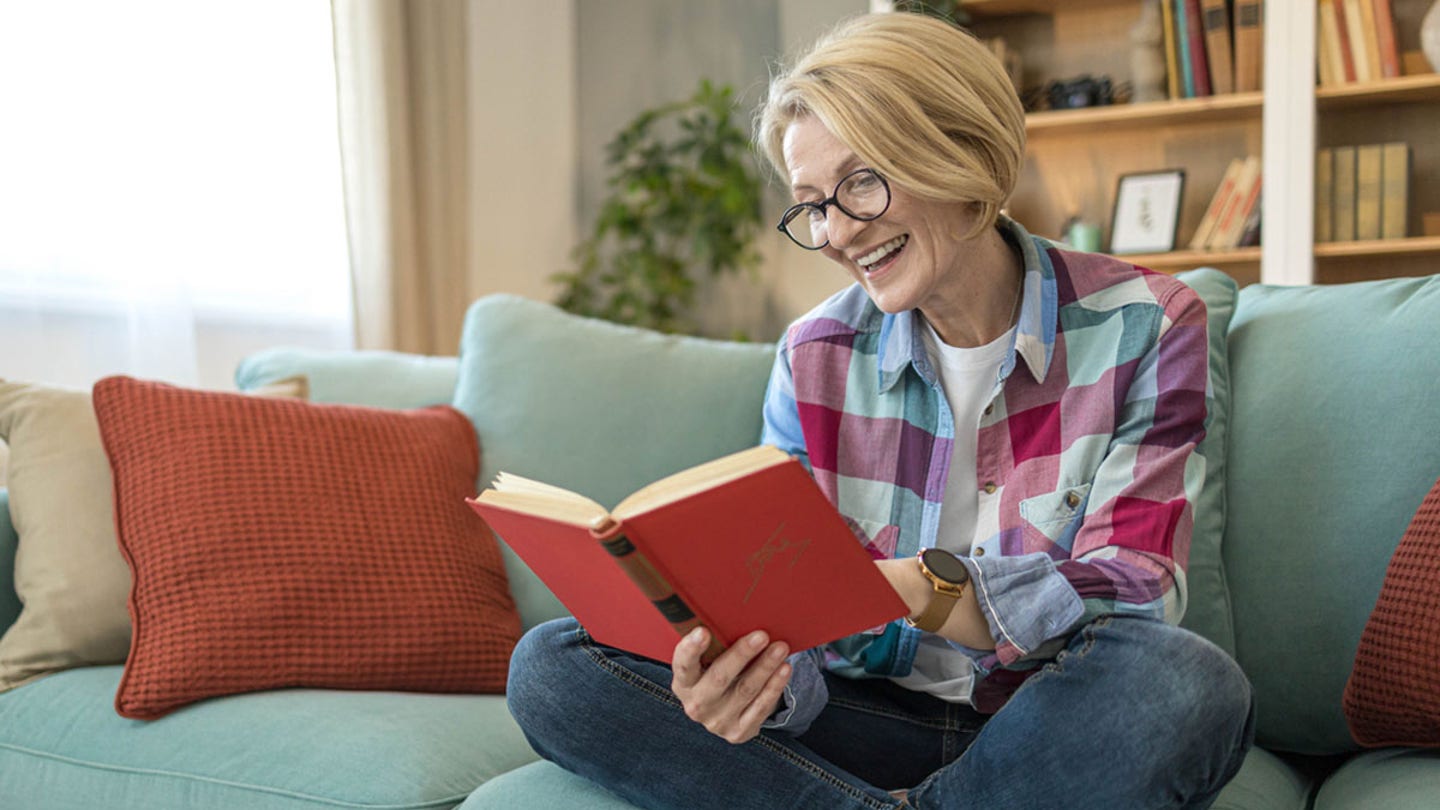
[{"left": 823, "top": 205, "right": 865, "bottom": 250}]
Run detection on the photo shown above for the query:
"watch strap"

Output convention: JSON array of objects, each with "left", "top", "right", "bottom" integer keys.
[{"left": 910, "top": 585, "right": 961, "bottom": 633}]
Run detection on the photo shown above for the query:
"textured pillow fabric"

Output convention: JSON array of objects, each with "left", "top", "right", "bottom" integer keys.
[
  {"left": 1344, "top": 474, "right": 1440, "bottom": 747},
  {"left": 0, "top": 381, "right": 131, "bottom": 691},
  {"left": 92, "top": 376, "right": 520, "bottom": 720}
]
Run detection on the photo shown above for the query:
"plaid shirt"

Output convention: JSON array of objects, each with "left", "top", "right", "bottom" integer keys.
[{"left": 761, "top": 217, "right": 1210, "bottom": 730}]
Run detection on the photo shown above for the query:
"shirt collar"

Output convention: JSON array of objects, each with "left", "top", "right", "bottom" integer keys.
[{"left": 876, "top": 215, "right": 1057, "bottom": 393}]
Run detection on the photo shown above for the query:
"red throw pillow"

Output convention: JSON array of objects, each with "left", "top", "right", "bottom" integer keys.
[
  {"left": 93, "top": 376, "right": 520, "bottom": 720},
  {"left": 1344, "top": 473, "right": 1440, "bottom": 747}
]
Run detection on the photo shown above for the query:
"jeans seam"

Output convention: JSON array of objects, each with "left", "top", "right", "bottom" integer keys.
[
  {"left": 574, "top": 632, "right": 897, "bottom": 810},
  {"left": 826, "top": 696, "right": 956, "bottom": 731}
]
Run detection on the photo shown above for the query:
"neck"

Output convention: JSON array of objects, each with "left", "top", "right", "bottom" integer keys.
[{"left": 923, "top": 226, "right": 1024, "bottom": 349}]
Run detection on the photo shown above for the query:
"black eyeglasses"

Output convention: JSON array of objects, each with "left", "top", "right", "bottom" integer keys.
[{"left": 777, "top": 168, "right": 892, "bottom": 250}]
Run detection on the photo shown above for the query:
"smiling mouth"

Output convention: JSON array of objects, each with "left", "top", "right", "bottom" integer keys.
[{"left": 857, "top": 235, "right": 908, "bottom": 273}]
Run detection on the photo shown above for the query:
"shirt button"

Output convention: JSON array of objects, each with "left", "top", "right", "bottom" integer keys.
[
  {"left": 983, "top": 481, "right": 997, "bottom": 494},
  {"left": 1065, "top": 491, "right": 1081, "bottom": 508},
  {"left": 974, "top": 547, "right": 986, "bottom": 557}
]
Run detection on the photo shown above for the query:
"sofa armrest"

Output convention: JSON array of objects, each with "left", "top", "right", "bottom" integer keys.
[
  {"left": 235, "top": 348, "right": 459, "bottom": 410},
  {"left": 0, "top": 490, "right": 21, "bottom": 636}
]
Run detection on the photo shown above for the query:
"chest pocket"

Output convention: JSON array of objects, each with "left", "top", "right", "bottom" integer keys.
[{"left": 1019, "top": 483, "right": 1091, "bottom": 545}]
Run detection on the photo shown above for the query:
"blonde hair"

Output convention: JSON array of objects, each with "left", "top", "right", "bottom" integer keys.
[{"left": 757, "top": 13, "right": 1025, "bottom": 238}]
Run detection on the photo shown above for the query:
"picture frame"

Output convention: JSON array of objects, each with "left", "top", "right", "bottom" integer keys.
[{"left": 1108, "top": 169, "right": 1185, "bottom": 255}]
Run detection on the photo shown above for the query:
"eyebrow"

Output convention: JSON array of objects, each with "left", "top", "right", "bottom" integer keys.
[{"left": 790, "top": 156, "right": 867, "bottom": 199}]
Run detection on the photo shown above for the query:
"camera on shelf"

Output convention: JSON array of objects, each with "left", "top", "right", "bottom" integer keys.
[{"left": 1045, "top": 75, "right": 1115, "bottom": 110}]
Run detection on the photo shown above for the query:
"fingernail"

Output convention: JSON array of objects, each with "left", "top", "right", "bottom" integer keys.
[
  {"left": 687, "top": 627, "right": 706, "bottom": 645},
  {"left": 748, "top": 631, "right": 767, "bottom": 649}
]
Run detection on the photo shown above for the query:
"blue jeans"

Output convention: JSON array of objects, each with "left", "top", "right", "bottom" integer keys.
[{"left": 507, "top": 615, "right": 1254, "bottom": 809}]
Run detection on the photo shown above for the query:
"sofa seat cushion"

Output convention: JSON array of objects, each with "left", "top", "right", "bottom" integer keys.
[
  {"left": 0, "top": 666, "right": 538, "bottom": 809},
  {"left": 1312, "top": 748, "right": 1440, "bottom": 810},
  {"left": 1211, "top": 748, "right": 1316, "bottom": 810},
  {"left": 457, "top": 760, "right": 639, "bottom": 809}
]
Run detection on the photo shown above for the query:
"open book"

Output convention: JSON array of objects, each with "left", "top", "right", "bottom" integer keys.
[{"left": 467, "top": 445, "right": 908, "bottom": 664}]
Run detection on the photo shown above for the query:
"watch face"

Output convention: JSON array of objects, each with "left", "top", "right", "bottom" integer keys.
[{"left": 921, "top": 548, "right": 969, "bottom": 584}]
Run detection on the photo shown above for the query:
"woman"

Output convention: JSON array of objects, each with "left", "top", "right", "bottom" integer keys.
[{"left": 507, "top": 13, "right": 1253, "bottom": 809}]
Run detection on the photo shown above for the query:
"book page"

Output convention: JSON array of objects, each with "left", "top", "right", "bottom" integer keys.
[
  {"left": 612, "top": 445, "right": 790, "bottom": 520},
  {"left": 472, "top": 472, "right": 609, "bottom": 527}
]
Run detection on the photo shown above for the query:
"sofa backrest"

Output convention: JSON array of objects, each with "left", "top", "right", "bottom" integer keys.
[
  {"left": 449, "top": 295, "right": 777, "bottom": 631},
  {"left": 1223, "top": 274, "right": 1440, "bottom": 755}
]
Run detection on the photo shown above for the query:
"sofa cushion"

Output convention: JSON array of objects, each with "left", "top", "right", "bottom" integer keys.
[
  {"left": 0, "top": 382, "right": 130, "bottom": 692},
  {"left": 236, "top": 347, "right": 458, "bottom": 408},
  {"left": 450, "top": 295, "right": 777, "bottom": 630},
  {"left": 457, "top": 760, "right": 640, "bottom": 810},
  {"left": 1172, "top": 268, "right": 1239, "bottom": 658},
  {"left": 92, "top": 376, "right": 520, "bottom": 719},
  {"left": 1210, "top": 748, "right": 1315, "bottom": 810},
  {"left": 1224, "top": 274, "right": 1440, "bottom": 754},
  {"left": 1343, "top": 473, "right": 1440, "bottom": 747},
  {"left": 1311, "top": 748, "right": 1440, "bottom": 810},
  {"left": 0, "top": 665, "right": 538, "bottom": 810}
]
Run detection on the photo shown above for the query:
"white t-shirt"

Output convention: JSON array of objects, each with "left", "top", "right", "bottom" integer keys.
[{"left": 889, "top": 316, "right": 1012, "bottom": 703}]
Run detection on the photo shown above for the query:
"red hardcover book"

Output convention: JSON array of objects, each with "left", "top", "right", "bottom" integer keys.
[
  {"left": 1371, "top": 0, "right": 1401, "bottom": 79},
  {"left": 1183, "top": 0, "right": 1213, "bottom": 96},
  {"left": 467, "top": 445, "right": 908, "bottom": 664}
]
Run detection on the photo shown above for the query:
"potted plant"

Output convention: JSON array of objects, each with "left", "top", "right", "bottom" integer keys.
[{"left": 554, "top": 80, "right": 763, "bottom": 335}]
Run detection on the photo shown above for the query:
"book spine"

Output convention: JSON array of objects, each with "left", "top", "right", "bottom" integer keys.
[
  {"left": 1318, "top": 1, "right": 1340, "bottom": 88},
  {"left": 593, "top": 521, "right": 725, "bottom": 663},
  {"left": 1358, "top": 0, "right": 1383, "bottom": 81},
  {"left": 1355, "top": 143, "right": 1383, "bottom": 241},
  {"left": 1342, "top": 0, "right": 1371, "bottom": 82},
  {"left": 1200, "top": 0, "right": 1235, "bottom": 94},
  {"left": 1161, "top": 0, "right": 1182, "bottom": 99},
  {"left": 1175, "top": 0, "right": 1196, "bottom": 97},
  {"left": 1190, "top": 158, "right": 1243, "bottom": 250},
  {"left": 1371, "top": 0, "right": 1400, "bottom": 78},
  {"left": 1234, "top": 0, "right": 1264, "bottom": 92},
  {"left": 1332, "top": 145, "right": 1359, "bottom": 242},
  {"left": 1316, "top": 148, "right": 1335, "bottom": 243},
  {"left": 1380, "top": 141, "right": 1409, "bottom": 239},
  {"left": 1334, "top": 0, "right": 1358, "bottom": 83},
  {"left": 1184, "top": 0, "right": 1213, "bottom": 96}
]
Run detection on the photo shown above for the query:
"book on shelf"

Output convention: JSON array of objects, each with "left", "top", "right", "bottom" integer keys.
[
  {"left": 467, "top": 445, "right": 908, "bottom": 664},
  {"left": 1236, "top": 192, "right": 1263, "bottom": 248},
  {"left": 1357, "top": 0, "right": 1383, "bottom": 81},
  {"left": 1233, "top": 0, "right": 1265, "bottom": 92},
  {"left": 1161, "top": 0, "right": 1182, "bottom": 99},
  {"left": 1190, "top": 158, "right": 1245, "bottom": 250},
  {"left": 1318, "top": 1, "right": 1344, "bottom": 87},
  {"left": 1183, "top": 0, "right": 1213, "bottom": 96},
  {"left": 1332, "top": 145, "right": 1359, "bottom": 242},
  {"left": 1175, "top": 0, "right": 1197, "bottom": 97},
  {"left": 1371, "top": 0, "right": 1401, "bottom": 79},
  {"left": 1355, "top": 143, "right": 1384, "bottom": 241},
  {"left": 1316, "top": 148, "right": 1335, "bottom": 243},
  {"left": 1200, "top": 0, "right": 1235, "bottom": 94},
  {"left": 1381, "top": 141, "right": 1410, "bottom": 239},
  {"left": 1211, "top": 156, "right": 1262, "bottom": 250},
  {"left": 1342, "top": 0, "right": 1373, "bottom": 82}
]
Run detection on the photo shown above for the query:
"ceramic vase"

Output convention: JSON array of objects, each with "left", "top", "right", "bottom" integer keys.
[
  {"left": 1424, "top": 0, "right": 1440, "bottom": 74},
  {"left": 1130, "top": 0, "right": 1167, "bottom": 103}
]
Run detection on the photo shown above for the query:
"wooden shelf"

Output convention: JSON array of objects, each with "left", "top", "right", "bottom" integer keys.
[
  {"left": 1026, "top": 92, "right": 1263, "bottom": 133},
  {"left": 961, "top": 0, "right": 1119, "bottom": 17},
  {"left": 1106, "top": 247, "right": 1262, "bottom": 271},
  {"left": 1315, "top": 236, "right": 1440, "bottom": 259},
  {"left": 1316, "top": 73, "right": 1440, "bottom": 109}
]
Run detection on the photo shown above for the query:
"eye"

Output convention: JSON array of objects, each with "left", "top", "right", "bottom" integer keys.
[{"left": 844, "top": 171, "right": 881, "bottom": 194}]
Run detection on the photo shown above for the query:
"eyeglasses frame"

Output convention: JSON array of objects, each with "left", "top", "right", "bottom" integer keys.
[{"left": 776, "top": 168, "right": 892, "bottom": 251}]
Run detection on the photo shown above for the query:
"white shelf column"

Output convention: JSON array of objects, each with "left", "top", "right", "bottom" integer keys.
[{"left": 1261, "top": 0, "right": 1317, "bottom": 285}]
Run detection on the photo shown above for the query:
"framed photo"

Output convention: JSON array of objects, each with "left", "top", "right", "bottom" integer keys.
[{"left": 1109, "top": 170, "right": 1185, "bottom": 254}]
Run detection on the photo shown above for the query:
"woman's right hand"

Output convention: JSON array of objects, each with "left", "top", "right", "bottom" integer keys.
[{"left": 670, "top": 627, "right": 792, "bottom": 745}]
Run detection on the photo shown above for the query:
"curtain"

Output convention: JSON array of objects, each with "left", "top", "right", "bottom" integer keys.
[
  {"left": 331, "top": 0, "right": 474, "bottom": 355},
  {"left": 0, "top": 1, "right": 353, "bottom": 391}
]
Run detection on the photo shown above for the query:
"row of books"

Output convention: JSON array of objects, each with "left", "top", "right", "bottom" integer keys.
[
  {"left": 1190, "top": 155, "right": 1262, "bottom": 251},
  {"left": 1317, "top": 0, "right": 1402, "bottom": 86},
  {"left": 1317, "top": 143, "right": 1409, "bottom": 242},
  {"left": 1161, "top": 0, "right": 1265, "bottom": 99}
]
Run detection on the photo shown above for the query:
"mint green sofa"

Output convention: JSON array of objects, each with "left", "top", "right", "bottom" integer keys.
[{"left": 2, "top": 270, "right": 1439, "bottom": 809}]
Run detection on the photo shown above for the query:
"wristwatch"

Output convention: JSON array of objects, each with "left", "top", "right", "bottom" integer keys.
[{"left": 905, "top": 548, "right": 970, "bottom": 633}]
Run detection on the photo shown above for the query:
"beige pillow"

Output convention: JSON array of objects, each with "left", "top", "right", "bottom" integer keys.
[{"left": 0, "top": 376, "right": 309, "bottom": 691}]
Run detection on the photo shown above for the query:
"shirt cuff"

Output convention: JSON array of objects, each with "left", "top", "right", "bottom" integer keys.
[
  {"left": 759, "top": 647, "right": 827, "bottom": 735},
  {"left": 961, "top": 551, "right": 1084, "bottom": 667}
]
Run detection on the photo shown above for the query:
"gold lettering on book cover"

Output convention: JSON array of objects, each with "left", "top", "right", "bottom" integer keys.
[{"left": 742, "top": 524, "right": 811, "bottom": 604}]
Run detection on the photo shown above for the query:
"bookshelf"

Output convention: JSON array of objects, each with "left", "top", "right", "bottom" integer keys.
[{"left": 963, "top": 0, "right": 1439, "bottom": 286}]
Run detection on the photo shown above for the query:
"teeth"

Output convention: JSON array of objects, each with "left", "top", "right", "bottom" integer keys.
[{"left": 858, "top": 235, "right": 907, "bottom": 269}]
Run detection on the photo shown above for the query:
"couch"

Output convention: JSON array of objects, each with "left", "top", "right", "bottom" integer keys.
[{"left": 2, "top": 268, "right": 1438, "bottom": 809}]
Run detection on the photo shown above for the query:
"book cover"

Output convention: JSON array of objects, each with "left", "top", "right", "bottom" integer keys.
[
  {"left": 1333, "top": 0, "right": 1359, "bottom": 83},
  {"left": 1342, "top": 0, "right": 1373, "bottom": 82},
  {"left": 1355, "top": 143, "right": 1383, "bottom": 241},
  {"left": 1200, "top": 0, "right": 1235, "bottom": 94},
  {"left": 1211, "top": 156, "right": 1262, "bottom": 249},
  {"left": 468, "top": 445, "right": 909, "bottom": 663},
  {"left": 1234, "top": 0, "right": 1265, "bottom": 92},
  {"left": 1184, "top": 0, "right": 1213, "bottom": 96},
  {"left": 1332, "top": 145, "right": 1359, "bottom": 242},
  {"left": 1316, "top": 148, "right": 1335, "bottom": 243},
  {"left": 1175, "top": 0, "right": 1197, "bottom": 97},
  {"left": 1381, "top": 142, "right": 1409, "bottom": 239},
  {"left": 1161, "top": 0, "right": 1182, "bottom": 99},
  {"left": 1190, "top": 158, "right": 1245, "bottom": 250},
  {"left": 1206, "top": 155, "right": 1260, "bottom": 250},
  {"left": 1370, "top": 0, "right": 1401, "bottom": 79}
]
